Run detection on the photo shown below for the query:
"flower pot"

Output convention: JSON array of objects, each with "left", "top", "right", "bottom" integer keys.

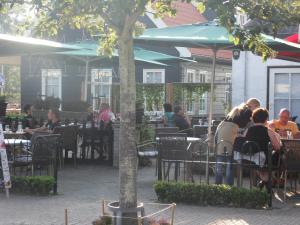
[{"left": 107, "top": 201, "right": 145, "bottom": 225}]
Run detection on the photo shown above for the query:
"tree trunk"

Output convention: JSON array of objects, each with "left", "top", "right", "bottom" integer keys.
[{"left": 118, "top": 31, "right": 138, "bottom": 225}]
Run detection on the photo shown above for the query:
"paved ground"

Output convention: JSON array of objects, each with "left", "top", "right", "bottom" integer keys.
[{"left": 1, "top": 164, "right": 300, "bottom": 225}]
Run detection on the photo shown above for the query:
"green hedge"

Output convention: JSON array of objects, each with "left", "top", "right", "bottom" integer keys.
[
  {"left": 11, "top": 176, "right": 55, "bottom": 195},
  {"left": 154, "top": 182, "right": 268, "bottom": 209}
]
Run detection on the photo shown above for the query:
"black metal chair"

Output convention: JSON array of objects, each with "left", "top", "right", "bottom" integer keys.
[
  {"left": 30, "top": 134, "right": 61, "bottom": 193},
  {"left": 9, "top": 140, "right": 32, "bottom": 176},
  {"left": 53, "top": 125, "right": 79, "bottom": 167},
  {"left": 157, "top": 133, "right": 192, "bottom": 181},
  {"left": 281, "top": 139, "right": 300, "bottom": 202},
  {"left": 193, "top": 125, "right": 208, "bottom": 139}
]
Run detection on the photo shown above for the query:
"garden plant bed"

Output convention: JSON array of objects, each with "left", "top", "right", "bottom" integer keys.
[{"left": 154, "top": 181, "right": 269, "bottom": 209}]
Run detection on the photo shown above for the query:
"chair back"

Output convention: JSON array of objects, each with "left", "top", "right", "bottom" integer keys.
[
  {"left": 53, "top": 125, "right": 79, "bottom": 150},
  {"left": 157, "top": 133, "right": 191, "bottom": 161},
  {"left": 241, "top": 141, "right": 261, "bottom": 156},
  {"left": 31, "top": 134, "right": 61, "bottom": 165},
  {"left": 282, "top": 140, "right": 300, "bottom": 171},
  {"left": 155, "top": 127, "right": 179, "bottom": 136},
  {"left": 193, "top": 125, "right": 207, "bottom": 138}
]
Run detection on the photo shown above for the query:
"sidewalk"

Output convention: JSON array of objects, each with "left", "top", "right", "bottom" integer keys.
[{"left": 0, "top": 165, "right": 299, "bottom": 225}]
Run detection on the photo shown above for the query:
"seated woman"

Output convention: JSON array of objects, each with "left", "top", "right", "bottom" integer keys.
[
  {"left": 215, "top": 104, "right": 252, "bottom": 185},
  {"left": 25, "top": 108, "right": 61, "bottom": 134},
  {"left": 244, "top": 108, "right": 281, "bottom": 190},
  {"left": 163, "top": 103, "right": 175, "bottom": 127}
]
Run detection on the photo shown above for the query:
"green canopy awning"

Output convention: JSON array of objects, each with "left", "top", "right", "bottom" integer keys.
[
  {"left": 56, "top": 40, "right": 194, "bottom": 65},
  {"left": 0, "top": 33, "right": 81, "bottom": 56},
  {"left": 136, "top": 22, "right": 300, "bottom": 52}
]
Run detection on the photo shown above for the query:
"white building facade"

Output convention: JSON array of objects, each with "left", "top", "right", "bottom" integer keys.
[{"left": 232, "top": 51, "right": 300, "bottom": 122}]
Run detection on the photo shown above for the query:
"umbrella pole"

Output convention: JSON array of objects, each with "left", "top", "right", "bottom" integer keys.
[
  {"left": 84, "top": 60, "right": 89, "bottom": 102},
  {"left": 205, "top": 48, "right": 217, "bottom": 184}
]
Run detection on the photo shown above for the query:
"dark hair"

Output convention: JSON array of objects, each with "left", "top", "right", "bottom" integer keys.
[
  {"left": 252, "top": 108, "right": 269, "bottom": 124},
  {"left": 163, "top": 103, "right": 172, "bottom": 112},
  {"left": 23, "top": 104, "right": 32, "bottom": 114},
  {"left": 174, "top": 106, "right": 182, "bottom": 114},
  {"left": 50, "top": 108, "right": 60, "bottom": 120}
]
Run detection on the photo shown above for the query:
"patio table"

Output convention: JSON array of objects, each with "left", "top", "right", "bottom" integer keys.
[{"left": 4, "top": 139, "right": 30, "bottom": 146}]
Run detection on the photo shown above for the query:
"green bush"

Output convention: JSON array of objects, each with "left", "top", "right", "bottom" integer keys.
[
  {"left": 11, "top": 176, "right": 55, "bottom": 195},
  {"left": 154, "top": 181, "right": 268, "bottom": 209}
]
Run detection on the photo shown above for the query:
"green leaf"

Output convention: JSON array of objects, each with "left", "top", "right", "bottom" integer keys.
[{"left": 196, "top": 2, "right": 206, "bottom": 14}]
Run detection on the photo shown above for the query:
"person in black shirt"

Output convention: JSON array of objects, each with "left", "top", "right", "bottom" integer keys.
[
  {"left": 22, "top": 104, "right": 37, "bottom": 129},
  {"left": 25, "top": 108, "right": 61, "bottom": 134},
  {"left": 174, "top": 106, "right": 192, "bottom": 135}
]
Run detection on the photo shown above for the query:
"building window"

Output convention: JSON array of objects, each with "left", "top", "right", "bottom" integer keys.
[
  {"left": 143, "top": 69, "right": 165, "bottom": 84},
  {"left": 198, "top": 71, "right": 207, "bottom": 83},
  {"left": 41, "top": 69, "right": 62, "bottom": 99},
  {"left": 91, "top": 69, "right": 112, "bottom": 110},
  {"left": 186, "top": 69, "right": 207, "bottom": 83},
  {"left": 186, "top": 69, "right": 195, "bottom": 83}
]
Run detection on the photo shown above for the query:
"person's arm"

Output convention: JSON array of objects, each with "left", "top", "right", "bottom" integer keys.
[
  {"left": 24, "top": 126, "right": 47, "bottom": 135},
  {"left": 291, "top": 122, "right": 300, "bottom": 137},
  {"left": 267, "top": 128, "right": 281, "bottom": 151}
]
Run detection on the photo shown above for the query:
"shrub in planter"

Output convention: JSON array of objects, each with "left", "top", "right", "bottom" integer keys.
[
  {"left": 154, "top": 181, "right": 268, "bottom": 209},
  {"left": 92, "top": 215, "right": 112, "bottom": 225},
  {"left": 11, "top": 176, "right": 55, "bottom": 195}
]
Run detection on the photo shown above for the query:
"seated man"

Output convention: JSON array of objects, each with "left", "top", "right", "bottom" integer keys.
[
  {"left": 22, "top": 104, "right": 38, "bottom": 129},
  {"left": 25, "top": 108, "right": 61, "bottom": 134},
  {"left": 269, "top": 108, "right": 300, "bottom": 138},
  {"left": 174, "top": 106, "right": 191, "bottom": 136}
]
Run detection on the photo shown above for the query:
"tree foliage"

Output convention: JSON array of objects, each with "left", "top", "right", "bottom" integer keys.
[{"left": 196, "top": 0, "right": 300, "bottom": 60}]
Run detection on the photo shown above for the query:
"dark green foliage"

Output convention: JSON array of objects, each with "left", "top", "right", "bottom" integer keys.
[
  {"left": 11, "top": 176, "right": 55, "bottom": 195},
  {"left": 62, "top": 101, "right": 90, "bottom": 112},
  {"left": 33, "top": 97, "right": 61, "bottom": 110},
  {"left": 92, "top": 216, "right": 113, "bottom": 225},
  {"left": 154, "top": 181, "right": 268, "bottom": 209}
]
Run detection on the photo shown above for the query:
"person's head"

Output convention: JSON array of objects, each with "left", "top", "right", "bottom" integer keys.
[
  {"left": 48, "top": 108, "right": 60, "bottom": 122},
  {"left": 23, "top": 104, "right": 33, "bottom": 115},
  {"left": 163, "top": 103, "right": 173, "bottom": 113},
  {"left": 174, "top": 106, "right": 184, "bottom": 116},
  {"left": 226, "top": 103, "right": 252, "bottom": 128},
  {"left": 252, "top": 108, "right": 269, "bottom": 124},
  {"left": 278, "top": 108, "right": 290, "bottom": 125},
  {"left": 246, "top": 98, "right": 261, "bottom": 112}
]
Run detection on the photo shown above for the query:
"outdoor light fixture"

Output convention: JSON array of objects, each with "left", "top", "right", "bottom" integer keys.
[{"left": 233, "top": 49, "right": 240, "bottom": 60}]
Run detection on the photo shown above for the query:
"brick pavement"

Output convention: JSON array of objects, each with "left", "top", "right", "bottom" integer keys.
[{"left": 0, "top": 165, "right": 299, "bottom": 225}]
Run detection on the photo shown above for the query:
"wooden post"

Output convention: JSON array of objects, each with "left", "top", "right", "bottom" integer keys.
[
  {"left": 170, "top": 203, "right": 176, "bottom": 225},
  {"left": 102, "top": 200, "right": 105, "bottom": 215},
  {"left": 64, "top": 208, "right": 68, "bottom": 225}
]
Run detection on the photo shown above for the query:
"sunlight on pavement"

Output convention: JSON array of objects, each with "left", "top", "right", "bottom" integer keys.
[{"left": 208, "top": 219, "right": 250, "bottom": 225}]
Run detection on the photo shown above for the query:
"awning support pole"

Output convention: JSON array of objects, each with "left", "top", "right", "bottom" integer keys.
[
  {"left": 84, "top": 60, "right": 89, "bottom": 102},
  {"left": 205, "top": 47, "right": 217, "bottom": 184}
]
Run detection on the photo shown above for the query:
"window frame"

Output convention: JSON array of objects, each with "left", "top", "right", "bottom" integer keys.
[
  {"left": 41, "top": 69, "right": 62, "bottom": 100},
  {"left": 91, "top": 68, "right": 113, "bottom": 111},
  {"left": 143, "top": 69, "right": 165, "bottom": 84}
]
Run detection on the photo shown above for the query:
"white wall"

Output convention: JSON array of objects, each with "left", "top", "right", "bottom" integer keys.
[{"left": 232, "top": 51, "right": 300, "bottom": 108}]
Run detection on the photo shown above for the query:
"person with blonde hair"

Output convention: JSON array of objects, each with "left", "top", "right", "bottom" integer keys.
[
  {"left": 246, "top": 98, "right": 261, "bottom": 111},
  {"left": 214, "top": 104, "right": 252, "bottom": 185}
]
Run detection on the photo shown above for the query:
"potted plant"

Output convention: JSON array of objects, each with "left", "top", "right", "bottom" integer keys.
[{"left": 0, "top": 95, "right": 7, "bottom": 117}]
